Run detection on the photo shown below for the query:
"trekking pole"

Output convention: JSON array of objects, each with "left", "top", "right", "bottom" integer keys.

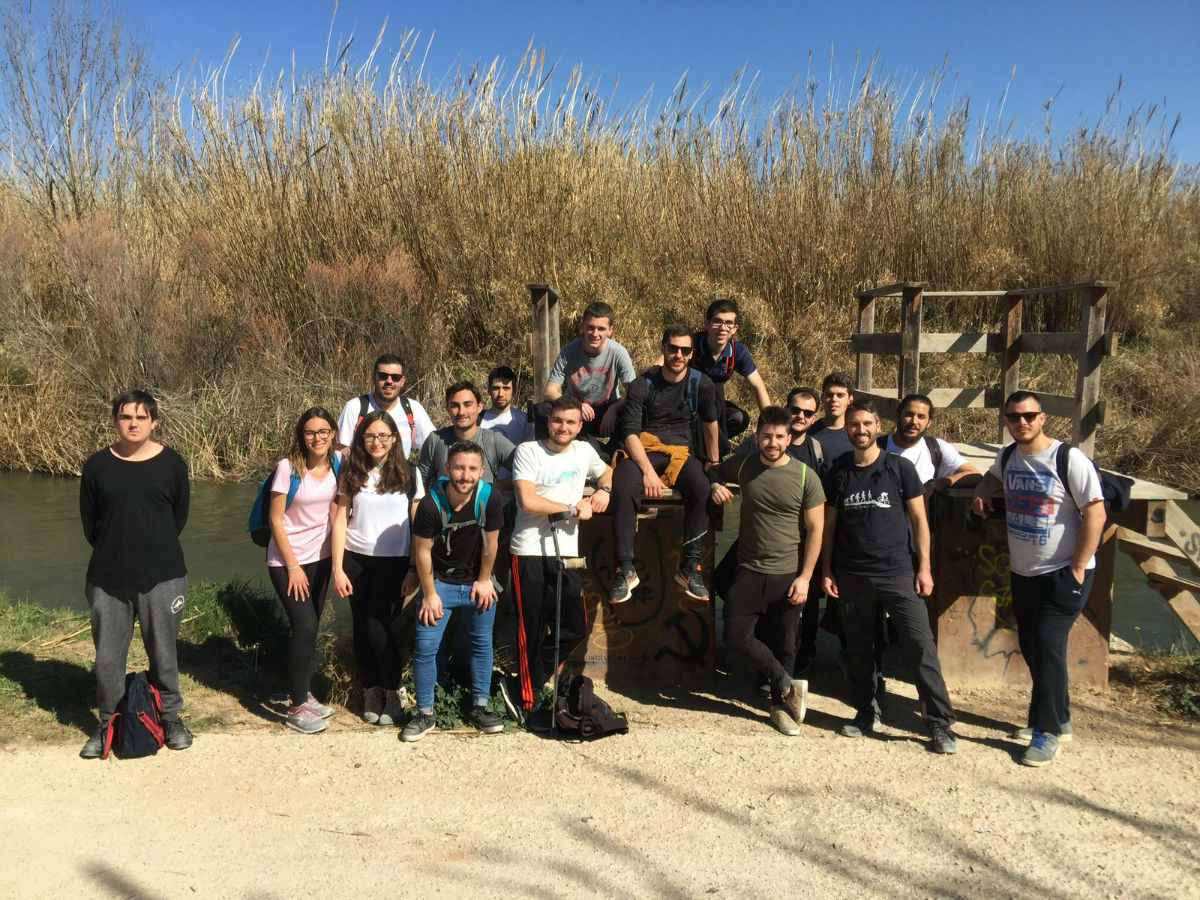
[{"left": 548, "top": 511, "right": 568, "bottom": 738}]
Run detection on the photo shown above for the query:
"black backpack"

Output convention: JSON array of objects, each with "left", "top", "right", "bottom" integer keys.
[
  {"left": 553, "top": 675, "right": 629, "bottom": 738},
  {"left": 102, "top": 671, "right": 165, "bottom": 759},
  {"left": 877, "top": 434, "right": 943, "bottom": 478},
  {"left": 828, "top": 449, "right": 909, "bottom": 507},
  {"left": 999, "top": 442, "right": 1132, "bottom": 513}
]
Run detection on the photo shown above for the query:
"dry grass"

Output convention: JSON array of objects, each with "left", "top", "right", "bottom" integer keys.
[{"left": 0, "top": 10, "right": 1197, "bottom": 489}]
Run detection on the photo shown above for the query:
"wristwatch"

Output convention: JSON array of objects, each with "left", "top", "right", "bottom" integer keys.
[
  {"left": 598, "top": 485, "right": 612, "bottom": 493},
  {"left": 568, "top": 503, "right": 578, "bottom": 518}
]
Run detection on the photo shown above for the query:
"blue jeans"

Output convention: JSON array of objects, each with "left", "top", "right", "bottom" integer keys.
[{"left": 413, "top": 579, "right": 496, "bottom": 712}]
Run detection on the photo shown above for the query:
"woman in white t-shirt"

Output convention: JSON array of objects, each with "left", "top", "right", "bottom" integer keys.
[
  {"left": 266, "top": 407, "right": 342, "bottom": 735},
  {"left": 332, "top": 410, "right": 423, "bottom": 726}
]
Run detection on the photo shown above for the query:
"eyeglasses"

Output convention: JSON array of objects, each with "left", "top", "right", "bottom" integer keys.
[
  {"left": 788, "top": 407, "right": 817, "bottom": 417},
  {"left": 710, "top": 319, "right": 737, "bottom": 330},
  {"left": 1005, "top": 411, "right": 1042, "bottom": 423},
  {"left": 375, "top": 371, "right": 404, "bottom": 382},
  {"left": 665, "top": 344, "right": 693, "bottom": 357},
  {"left": 363, "top": 433, "right": 396, "bottom": 444},
  {"left": 303, "top": 428, "right": 333, "bottom": 439}
]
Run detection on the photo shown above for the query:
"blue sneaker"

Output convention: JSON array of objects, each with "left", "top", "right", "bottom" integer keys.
[{"left": 1021, "top": 730, "right": 1060, "bottom": 767}]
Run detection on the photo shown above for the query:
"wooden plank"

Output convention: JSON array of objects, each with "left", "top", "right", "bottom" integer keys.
[
  {"left": 919, "top": 332, "right": 1002, "bottom": 354},
  {"left": 1138, "top": 556, "right": 1200, "bottom": 643},
  {"left": 849, "top": 332, "right": 900, "bottom": 355},
  {"left": 999, "top": 294, "right": 1022, "bottom": 444},
  {"left": 899, "top": 284, "right": 923, "bottom": 397},
  {"left": 1164, "top": 501, "right": 1200, "bottom": 574},
  {"left": 528, "top": 283, "right": 561, "bottom": 389},
  {"left": 1146, "top": 569, "right": 1200, "bottom": 595},
  {"left": 856, "top": 297, "right": 876, "bottom": 392},
  {"left": 922, "top": 291, "right": 1013, "bottom": 297},
  {"left": 854, "top": 281, "right": 927, "bottom": 300},
  {"left": 857, "top": 387, "right": 1001, "bottom": 411},
  {"left": 1005, "top": 281, "right": 1120, "bottom": 297},
  {"left": 1115, "top": 526, "right": 1192, "bottom": 564},
  {"left": 1073, "top": 284, "right": 1108, "bottom": 456}
]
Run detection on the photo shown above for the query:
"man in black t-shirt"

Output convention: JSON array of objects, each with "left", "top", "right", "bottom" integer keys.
[
  {"left": 820, "top": 400, "right": 958, "bottom": 754},
  {"left": 403, "top": 441, "right": 506, "bottom": 742},
  {"left": 609, "top": 324, "right": 721, "bottom": 603},
  {"left": 78, "top": 390, "right": 193, "bottom": 759}
]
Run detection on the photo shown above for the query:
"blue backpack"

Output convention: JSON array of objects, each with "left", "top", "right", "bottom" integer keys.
[
  {"left": 428, "top": 476, "right": 493, "bottom": 552},
  {"left": 247, "top": 454, "right": 341, "bottom": 547}
]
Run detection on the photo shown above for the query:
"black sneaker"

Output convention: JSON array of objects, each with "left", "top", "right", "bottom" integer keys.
[
  {"left": 839, "top": 712, "right": 881, "bottom": 738},
  {"left": 674, "top": 564, "right": 709, "bottom": 601},
  {"left": 497, "top": 675, "right": 527, "bottom": 727},
  {"left": 526, "top": 707, "right": 554, "bottom": 733},
  {"left": 610, "top": 567, "right": 640, "bottom": 604},
  {"left": 400, "top": 711, "right": 436, "bottom": 743},
  {"left": 929, "top": 723, "right": 958, "bottom": 754},
  {"left": 468, "top": 706, "right": 504, "bottom": 735},
  {"left": 80, "top": 724, "right": 106, "bottom": 759},
  {"left": 164, "top": 720, "right": 193, "bottom": 751}
]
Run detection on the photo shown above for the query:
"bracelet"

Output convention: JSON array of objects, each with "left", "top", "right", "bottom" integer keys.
[
  {"left": 286, "top": 564, "right": 301, "bottom": 571},
  {"left": 568, "top": 503, "right": 577, "bottom": 518}
]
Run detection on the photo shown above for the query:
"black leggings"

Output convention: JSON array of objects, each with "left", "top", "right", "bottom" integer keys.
[
  {"left": 269, "top": 559, "right": 333, "bottom": 705},
  {"left": 342, "top": 551, "right": 408, "bottom": 690},
  {"left": 611, "top": 453, "right": 711, "bottom": 569},
  {"left": 724, "top": 567, "right": 802, "bottom": 703}
]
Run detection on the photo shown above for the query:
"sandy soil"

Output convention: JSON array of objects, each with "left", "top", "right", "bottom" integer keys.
[{"left": 2, "top": 661, "right": 1198, "bottom": 900}]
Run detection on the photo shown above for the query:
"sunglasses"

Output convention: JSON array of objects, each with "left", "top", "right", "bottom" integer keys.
[
  {"left": 1005, "top": 411, "right": 1042, "bottom": 423},
  {"left": 375, "top": 371, "right": 404, "bottom": 382},
  {"left": 665, "top": 344, "right": 693, "bottom": 357},
  {"left": 788, "top": 406, "right": 817, "bottom": 417}
]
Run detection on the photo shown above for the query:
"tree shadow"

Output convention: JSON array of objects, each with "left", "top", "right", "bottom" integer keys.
[
  {"left": 80, "top": 861, "right": 159, "bottom": 900},
  {"left": 175, "top": 635, "right": 283, "bottom": 725},
  {"left": 0, "top": 651, "right": 97, "bottom": 734}
]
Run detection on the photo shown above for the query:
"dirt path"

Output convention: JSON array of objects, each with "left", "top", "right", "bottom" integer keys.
[{"left": 2, "top": 673, "right": 1198, "bottom": 899}]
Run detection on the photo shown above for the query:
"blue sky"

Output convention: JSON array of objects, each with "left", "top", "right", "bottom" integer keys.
[{"left": 115, "top": 0, "right": 1199, "bottom": 163}]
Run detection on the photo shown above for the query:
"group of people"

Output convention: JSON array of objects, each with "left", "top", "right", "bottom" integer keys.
[{"left": 77, "top": 298, "right": 1104, "bottom": 768}]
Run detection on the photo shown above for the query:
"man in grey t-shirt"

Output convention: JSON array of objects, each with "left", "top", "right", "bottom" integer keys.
[
  {"left": 537, "top": 301, "right": 636, "bottom": 448},
  {"left": 418, "top": 380, "right": 516, "bottom": 490}
]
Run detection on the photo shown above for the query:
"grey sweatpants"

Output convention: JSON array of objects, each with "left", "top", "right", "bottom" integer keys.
[{"left": 86, "top": 576, "right": 188, "bottom": 722}]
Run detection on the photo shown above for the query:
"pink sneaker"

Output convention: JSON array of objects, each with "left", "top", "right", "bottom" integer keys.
[{"left": 301, "top": 693, "right": 335, "bottom": 719}]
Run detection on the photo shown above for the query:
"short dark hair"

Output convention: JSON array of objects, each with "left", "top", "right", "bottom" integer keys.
[
  {"left": 549, "top": 395, "right": 583, "bottom": 416},
  {"left": 444, "top": 380, "right": 482, "bottom": 404},
  {"left": 661, "top": 323, "right": 692, "bottom": 346},
  {"left": 755, "top": 405, "right": 791, "bottom": 431},
  {"left": 1005, "top": 390, "right": 1042, "bottom": 411},
  {"left": 706, "top": 298, "right": 739, "bottom": 322},
  {"left": 487, "top": 365, "right": 516, "bottom": 387},
  {"left": 899, "top": 393, "right": 934, "bottom": 417},
  {"left": 373, "top": 353, "right": 405, "bottom": 371},
  {"left": 446, "top": 440, "right": 485, "bottom": 463},
  {"left": 582, "top": 301, "right": 615, "bottom": 327},
  {"left": 786, "top": 386, "right": 820, "bottom": 408},
  {"left": 111, "top": 389, "right": 158, "bottom": 420},
  {"left": 846, "top": 399, "right": 879, "bottom": 419},
  {"left": 821, "top": 371, "right": 855, "bottom": 393}
]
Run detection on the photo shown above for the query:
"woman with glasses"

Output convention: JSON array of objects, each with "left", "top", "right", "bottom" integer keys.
[
  {"left": 266, "top": 407, "right": 342, "bottom": 734},
  {"left": 332, "top": 410, "right": 423, "bottom": 726}
]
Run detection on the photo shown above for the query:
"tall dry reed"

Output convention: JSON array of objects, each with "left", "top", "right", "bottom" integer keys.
[{"left": 0, "top": 10, "right": 1196, "bottom": 489}]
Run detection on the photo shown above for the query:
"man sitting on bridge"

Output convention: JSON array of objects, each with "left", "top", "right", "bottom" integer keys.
[{"left": 609, "top": 325, "right": 721, "bottom": 604}]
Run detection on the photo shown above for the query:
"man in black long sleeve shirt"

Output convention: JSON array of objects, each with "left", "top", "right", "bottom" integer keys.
[{"left": 79, "top": 390, "right": 193, "bottom": 758}]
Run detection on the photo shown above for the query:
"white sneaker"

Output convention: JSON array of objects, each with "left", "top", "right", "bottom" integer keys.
[
  {"left": 298, "top": 693, "right": 334, "bottom": 719},
  {"left": 285, "top": 705, "right": 329, "bottom": 734},
  {"left": 362, "top": 686, "right": 385, "bottom": 724},
  {"left": 769, "top": 704, "right": 801, "bottom": 736},
  {"left": 378, "top": 689, "right": 405, "bottom": 726}
]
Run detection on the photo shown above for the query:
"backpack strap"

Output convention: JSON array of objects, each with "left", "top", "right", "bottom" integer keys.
[
  {"left": 810, "top": 436, "right": 824, "bottom": 465},
  {"left": 358, "top": 393, "right": 416, "bottom": 446},
  {"left": 1055, "top": 441, "right": 1073, "bottom": 488},
  {"left": 925, "top": 435, "right": 944, "bottom": 475},
  {"left": 685, "top": 368, "right": 701, "bottom": 416},
  {"left": 1000, "top": 441, "right": 1017, "bottom": 473},
  {"left": 356, "top": 394, "right": 371, "bottom": 427},
  {"left": 473, "top": 481, "right": 493, "bottom": 529},
  {"left": 882, "top": 451, "right": 907, "bottom": 502},
  {"left": 284, "top": 471, "right": 301, "bottom": 509}
]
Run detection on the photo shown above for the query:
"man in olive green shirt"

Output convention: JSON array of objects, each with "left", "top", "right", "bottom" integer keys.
[{"left": 710, "top": 406, "right": 825, "bottom": 735}]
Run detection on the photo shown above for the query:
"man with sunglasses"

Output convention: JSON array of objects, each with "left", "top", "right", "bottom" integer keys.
[
  {"left": 336, "top": 353, "right": 436, "bottom": 459},
  {"left": 610, "top": 325, "right": 721, "bottom": 603},
  {"left": 971, "top": 391, "right": 1104, "bottom": 767}
]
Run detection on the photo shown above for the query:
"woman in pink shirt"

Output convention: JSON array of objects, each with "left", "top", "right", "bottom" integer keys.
[{"left": 267, "top": 407, "right": 342, "bottom": 734}]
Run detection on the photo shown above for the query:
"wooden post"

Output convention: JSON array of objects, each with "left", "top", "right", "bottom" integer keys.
[
  {"left": 856, "top": 296, "right": 875, "bottom": 393},
  {"left": 1073, "top": 283, "right": 1107, "bottom": 457},
  {"left": 898, "top": 284, "right": 923, "bottom": 397},
  {"left": 528, "top": 283, "right": 561, "bottom": 390},
  {"left": 999, "top": 293, "right": 1023, "bottom": 444}
]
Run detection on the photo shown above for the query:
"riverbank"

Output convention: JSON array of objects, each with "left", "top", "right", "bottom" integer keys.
[{"left": 1, "top": 589, "right": 1198, "bottom": 897}]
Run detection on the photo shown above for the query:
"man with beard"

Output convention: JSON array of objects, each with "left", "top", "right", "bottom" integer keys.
[
  {"left": 336, "top": 353, "right": 436, "bottom": 460},
  {"left": 418, "top": 381, "right": 516, "bottom": 491},
  {"left": 710, "top": 406, "right": 825, "bottom": 735},
  {"left": 821, "top": 400, "right": 958, "bottom": 754},
  {"left": 879, "top": 394, "right": 980, "bottom": 494},
  {"left": 501, "top": 396, "right": 613, "bottom": 729},
  {"left": 971, "top": 391, "right": 1104, "bottom": 767}
]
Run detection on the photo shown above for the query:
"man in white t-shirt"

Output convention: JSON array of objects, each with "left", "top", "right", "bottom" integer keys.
[
  {"left": 501, "top": 396, "right": 613, "bottom": 730},
  {"left": 972, "top": 390, "right": 1105, "bottom": 768},
  {"left": 879, "top": 393, "right": 980, "bottom": 494},
  {"left": 336, "top": 353, "right": 436, "bottom": 460}
]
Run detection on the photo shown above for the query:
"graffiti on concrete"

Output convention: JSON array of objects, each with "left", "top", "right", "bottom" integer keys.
[{"left": 967, "top": 539, "right": 1021, "bottom": 667}]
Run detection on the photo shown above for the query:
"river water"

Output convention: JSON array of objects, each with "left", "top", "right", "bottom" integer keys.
[{"left": 1, "top": 470, "right": 1196, "bottom": 649}]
